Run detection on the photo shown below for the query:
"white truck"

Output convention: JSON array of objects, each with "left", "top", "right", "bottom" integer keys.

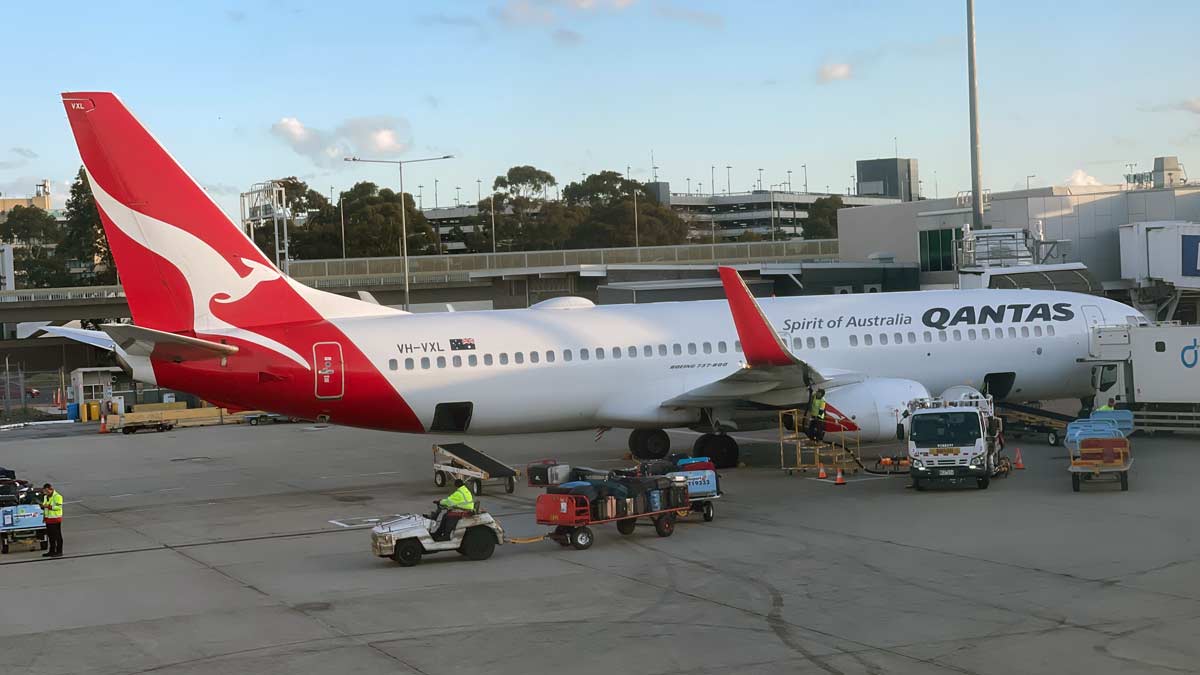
[
  {"left": 900, "top": 388, "right": 1006, "bottom": 491},
  {"left": 1088, "top": 323, "right": 1200, "bottom": 434}
]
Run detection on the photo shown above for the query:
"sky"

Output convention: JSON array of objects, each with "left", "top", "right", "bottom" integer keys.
[{"left": 2, "top": 0, "right": 1199, "bottom": 220}]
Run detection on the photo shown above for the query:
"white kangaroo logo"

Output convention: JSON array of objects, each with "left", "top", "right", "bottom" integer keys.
[{"left": 88, "top": 174, "right": 310, "bottom": 370}]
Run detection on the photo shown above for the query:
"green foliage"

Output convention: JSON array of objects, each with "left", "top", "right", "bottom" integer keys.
[
  {"left": 59, "top": 168, "right": 117, "bottom": 284},
  {"left": 805, "top": 195, "right": 843, "bottom": 239},
  {"left": 286, "top": 179, "right": 435, "bottom": 260}
]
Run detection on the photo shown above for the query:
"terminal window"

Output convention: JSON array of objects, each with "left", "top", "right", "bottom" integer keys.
[{"left": 919, "top": 228, "right": 962, "bottom": 272}]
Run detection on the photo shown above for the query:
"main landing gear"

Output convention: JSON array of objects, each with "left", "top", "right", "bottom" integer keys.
[
  {"left": 692, "top": 433, "right": 739, "bottom": 469},
  {"left": 629, "top": 428, "right": 671, "bottom": 460}
]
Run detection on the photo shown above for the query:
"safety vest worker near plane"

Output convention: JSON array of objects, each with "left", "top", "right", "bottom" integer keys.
[
  {"left": 440, "top": 479, "right": 475, "bottom": 511},
  {"left": 1096, "top": 398, "right": 1116, "bottom": 412},
  {"left": 807, "top": 389, "right": 828, "bottom": 441},
  {"left": 41, "top": 483, "right": 64, "bottom": 558}
]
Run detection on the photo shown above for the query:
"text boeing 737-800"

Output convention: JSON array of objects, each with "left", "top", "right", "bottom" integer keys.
[{"left": 57, "top": 92, "right": 1145, "bottom": 468}]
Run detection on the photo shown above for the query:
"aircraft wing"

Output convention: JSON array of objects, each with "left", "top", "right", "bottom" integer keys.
[
  {"left": 662, "top": 267, "right": 861, "bottom": 407},
  {"left": 101, "top": 324, "right": 239, "bottom": 362}
]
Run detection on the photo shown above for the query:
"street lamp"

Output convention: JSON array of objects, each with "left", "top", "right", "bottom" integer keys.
[
  {"left": 1026, "top": 174, "right": 1036, "bottom": 190},
  {"left": 757, "top": 168, "right": 764, "bottom": 190},
  {"left": 331, "top": 186, "right": 346, "bottom": 259},
  {"left": 455, "top": 186, "right": 461, "bottom": 207},
  {"left": 725, "top": 165, "right": 731, "bottom": 194},
  {"left": 802, "top": 164, "right": 808, "bottom": 193},
  {"left": 787, "top": 169, "right": 793, "bottom": 192},
  {"left": 417, "top": 185, "right": 424, "bottom": 210},
  {"left": 344, "top": 154, "right": 453, "bottom": 311}
]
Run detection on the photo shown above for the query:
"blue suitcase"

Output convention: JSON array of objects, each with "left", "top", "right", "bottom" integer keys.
[{"left": 677, "top": 457, "right": 710, "bottom": 467}]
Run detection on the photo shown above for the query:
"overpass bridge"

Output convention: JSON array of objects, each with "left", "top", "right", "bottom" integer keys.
[{"left": 0, "top": 239, "right": 838, "bottom": 323}]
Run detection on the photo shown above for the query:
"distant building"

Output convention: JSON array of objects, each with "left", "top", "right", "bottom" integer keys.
[
  {"left": 0, "top": 180, "right": 52, "bottom": 221},
  {"left": 856, "top": 158, "right": 920, "bottom": 201}
]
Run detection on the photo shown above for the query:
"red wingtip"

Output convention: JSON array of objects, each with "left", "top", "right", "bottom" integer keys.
[{"left": 718, "top": 266, "right": 795, "bottom": 367}]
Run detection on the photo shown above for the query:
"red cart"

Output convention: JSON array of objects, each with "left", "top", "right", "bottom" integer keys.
[{"left": 535, "top": 493, "right": 685, "bottom": 550}]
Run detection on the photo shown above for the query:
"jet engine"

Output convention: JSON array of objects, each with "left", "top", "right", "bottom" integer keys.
[{"left": 823, "top": 378, "right": 931, "bottom": 441}]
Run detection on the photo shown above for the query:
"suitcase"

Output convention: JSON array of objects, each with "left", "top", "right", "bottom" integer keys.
[
  {"left": 677, "top": 457, "right": 710, "bottom": 467},
  {"left": 640, "top": 460, "right": 675, "bottom": 476},
  {"left": 0, "top": 468, "right": 14, "bottom": 480},
  {"left": 527, "top": 465, "right": 551, "bottom": 485},
  {"left": 606, "top": 496, "right": 616, "bottom": 520},
  {"left": 625, "top": 497, "right": 634, "bottom": 516},
  {"left": 547, "top": 464, "right": 572, "bottom": 485},
  {"left": 681, "top": 460, "right": 715, "bottom": 472},
  {"left": 651, "top": 476, "right": 673, "bottom": 490},
  {"left": 648, "top": 489, "right": 663, "bottom": 512},
  {"left": 569, "top": 466, "right": 610, "bottom": 482},
  {"left": 666, "top": 453, "right": 691, "bottom": 465}
]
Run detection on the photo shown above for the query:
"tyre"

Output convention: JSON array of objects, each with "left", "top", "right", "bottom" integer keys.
[
  {"left": 570, "top": 526, "right": 594, "bottom": 550},
  {"left": 1071, "top": 473, "right": 1081, "bottom": 492},
  {"left": 460, "top": 526, "right": 497, "bottom": 561},
  {"left": 628, "top": 429, "right": 647, "bottom": 454},
  {"left": 392, "top": 538, "right": 423, "bottom": 567},
  {"left": 912, "top": 478, "right": 924, "bottom": 491},
  {"left": 641, "top": 429, "right": 670, "bottom": 460},
  {"left": 470, "top": 478, "right": 483, "bottom": 496},
  {"left": 505, "top": 476, "right": 516, "bottom": 494},
  {"left": 976, "top": 476, "right": 990, "bottom": 490},
  {"left": 433, "top": 470, "right": 447, "bottom": 488},
  {"left": 702, "top": 502, "right": 714, "bottom": 522},
  {"left": 653, "top": 514, "right": 676, "bottom": 538},
  {"left": 122, "top": 427, "right": 133, "bottom": 435},
  {"left": 157, "top": 424, "right": 169, "bottom": 432},
  {"left": 554, "top": 526, "right": 573, "bottom": 547},
  {"left": 249, "top": 418, "right": 259, "bottom": 426},
  {"left": 710, "top": 435, "right": 740, "bottom": 469},
  {"left": 692, "top": 434, "right": 713, "bottom": 457},
  {"left": 1046, "top": 431, "right": 1059, "bottom": 446},
  {"left": 616, "top": 518, "right": 637, "bottom": 535},
  {"left": 1120, "top": 471, "right": 1129, "bottom": 492}
]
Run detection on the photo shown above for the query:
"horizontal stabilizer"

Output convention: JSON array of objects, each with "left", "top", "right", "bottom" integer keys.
[
  {"left": 41, "top": 326, "right": 116, "bottom": 351},
  {"left": 101, "top": 324, "right": 239, "bottom": 362}
]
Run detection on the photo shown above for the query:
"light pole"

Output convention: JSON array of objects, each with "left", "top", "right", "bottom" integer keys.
[
  {"left": 757, "top": 168, "right": 763, "bottom": 190},
  {"left": 686, "top": 178, "right": 691, "bottom": 195},
  {"left": 1026, "top": 174, "right": 1036, "bottom": 190},
  {"left": 966, "top": 0, "right": 985, "bottom": 230},
  {"left": 476, "top": 179, "right": 481, "bottom": 203},
  {"left": 344, "top": 154, "right": 453, "bottom": 311},
  {"left": 490, "top": 193, "right": 497, "bottom": 254},
  {"left": 632, "top": 184, "right": 639, "bottom": 250},
  {"left": 710, "top": 166, "right": 715, "bottom": 196},
  {"left": 332, "top": 186, "right": 346, "bottom": 259},
  {"left": 455, "top": 186, "right": 461, "bottom": 207},
  {"left": 802, "top": 164, "right": 808, "bottom": 193},
  {"left": 417, "top": 185, "right": 424, "bottom": 210},
  {"left": 787, "top": 169, "right": 793, "bottom": 192},
  {"left": 434, "top": 179, "right": 439, "bottom": 209},
  {"left": 725, "top": 165, "right": 731, "bottom": 194}
]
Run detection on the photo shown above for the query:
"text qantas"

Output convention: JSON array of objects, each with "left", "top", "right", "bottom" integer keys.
[{"left": 781, "top": 303, "right": 1075, "bottom": 333}]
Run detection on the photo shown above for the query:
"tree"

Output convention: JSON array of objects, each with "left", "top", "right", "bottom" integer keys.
[
  {"left": 493, "top": 165, "right": 556, "bottom": 202},
  {"left": 0, "top": 205, "right": 71, "bottom": 288},
  {"left": 565, "top": 174, "right": 688, "bottom": 249},
  {"left": 1, "top": 205, "right": 58, "bottom": 244},
  {"left": 59, "top": 168, "right": 117, "bottom": 284},
  {"left": 805, "top": 195, "right": 844, "bottom": 239}
]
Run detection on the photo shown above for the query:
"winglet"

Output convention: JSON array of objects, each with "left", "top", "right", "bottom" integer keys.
[{"left": 718, "top": 267, "right": 796, "bottom": 367}]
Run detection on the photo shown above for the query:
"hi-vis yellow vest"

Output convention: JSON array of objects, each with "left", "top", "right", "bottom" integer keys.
[{"left": 42, "top": 492, "right": 63, "bottom": 521}]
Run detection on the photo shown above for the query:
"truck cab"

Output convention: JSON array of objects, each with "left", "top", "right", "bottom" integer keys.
[{"left": 903, "top": 393, "right": 1000, "bottom": 490}]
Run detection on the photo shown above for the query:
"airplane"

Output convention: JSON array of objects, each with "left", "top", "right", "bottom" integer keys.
[{"left": 58, "top": 92, "right": 1145, "bottom": 468}]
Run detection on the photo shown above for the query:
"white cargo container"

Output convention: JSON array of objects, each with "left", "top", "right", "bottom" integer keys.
[{"left": 1089, "top": 323, "right": 1200, "bottom": 433}]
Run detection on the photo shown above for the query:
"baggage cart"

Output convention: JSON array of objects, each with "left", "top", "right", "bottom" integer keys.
[
  {"left": 433, "top": 443, "right": 520, "bottom": 495},
  {"left": 1, "top": 480, "right": 48, "bottom": 554},
  {"left": 1066, "top": 419, "right": 1132, "bottom": 492},
  {"left": 535, "top": 492, "right": 688, "bottom": 550},
  {"left": 667, "top": 469, "right": 721, "bottom": 522}
]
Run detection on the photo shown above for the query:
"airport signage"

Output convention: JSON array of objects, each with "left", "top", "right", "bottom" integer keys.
[
  {"left": 1183, "top": 235, "right": 1200, "bottom": 277},
  {"left": 1183, "top": 338, "right": 1199, "bottom": 369},
  {"left": 781, "top": 303, "right": 1077, "bottom": 333}
]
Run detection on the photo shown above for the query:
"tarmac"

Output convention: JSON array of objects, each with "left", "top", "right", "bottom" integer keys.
[{"left": 1, "top": 421, "right": 1198, "bottom": 674}]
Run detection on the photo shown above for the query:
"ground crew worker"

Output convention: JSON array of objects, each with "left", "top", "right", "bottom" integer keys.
[
  {"left": 433, "top": 479, "right": 474, "bottom": 540},
  {"left": 806, "top": 389, "right": 828, "bottom": 441},
  {"left": 40, "top": 483, "right": 63, "bottom": 558},
  {"left": 1096, "top": 398, "right": 1116, "bottom": 411}
]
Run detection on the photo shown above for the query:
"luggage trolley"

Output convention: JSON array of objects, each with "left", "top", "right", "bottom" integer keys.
[
  {"left": 0, "top": 480, "right": 48, "bottom": 554},
  {"left": 535, "top": 492, "right": 689, "bottom": 550},
  {"left": 432, "top": 443, "right": 520, "bottom": 495}
]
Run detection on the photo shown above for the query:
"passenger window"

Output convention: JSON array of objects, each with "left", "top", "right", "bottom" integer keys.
[
  {"left": 703, "top": 342, "right": 712, "bottom": 354},
  {"left": 688, "top": 343, "right": 697, "bottom": 355},
  {"left": 939, "top": 331, "right": 947, "bottom": 342},
  {"left": 388, "top": 358, "right": 398, "bottom": 371},
  {"left": 468, "top": 355, "right": 478, "bottom": 367},
  {"left": 953, "top": 330, "right": 962, "bottom": 341},
  {"left": 452, "top": 355, "right": 462, "bottom": 367},
  {"left": 405, "top": 358, "right": 415, "bottom": 370},
  {"left": 849, "top": 335, "right": 859, "bottom": 347},
  {"left": 484, "top": 354, "right": 494, "bottom": 366},
  {"left": 643, "top": 345, "right": 653, "bottom": 357},
  {"left": 673, "top": 344, "right": 682, "bottom": 355},
  {"left": 981, "top": 328, "right": 990, "bottom": 340},
  {"left": 499, "top": 353, "right": 509, "bottom": 365},
  {"left": 564, "top": 349, "right": 573, "bottom": 362},
  {"left": 1034, "top": 326, "right": 1043, "bottom": 337},
  {"left": 820, "top": 336, "right": 829, "bottom": 348},
  {"left": 1155, "top": 341, "right": 1166, "bottom": 352},
  {"left": 515, "top": 352, "right": 525, "bottom": 364},
  {"left": 658, "top": 344, "right": 668, "bottom": 356},
  {"left": 1021, "top": 326, "right": 1030, "bottom": 338},
  {"left": 806, "top": 337, "right": 816, "bottom": 349},
  {"left": 546, "top": 351, "right": 555, "bottom": 363},
  {"left": 894, "top": 332, "right": 903, "bottom": 344},
  {"left": 864, "top": 334, "right": 874, "bottom": 346},
  {"left": 611, "top": 347, "right": 620, "bottom": 359},
  {"left": 436, "top": 356, "right": 446, "bottom": 368},
  {"left": 421, "top": 357, "right": 431, "bottom": 369},
  {"left": 968, "top": 329, "right": 977, "bottom": 340},
  {"left": 923, "top": 331, "right": 932, "bottom": 343},
  {"left": 907, "top": 332, "right": 916, "bottom": 343},
  {"left": 580, "top": 350, "right": 589, "bottom": 361},
  {"left": 1046, "top": 326, "right": 1055, "bottom": 337},
  {"left": 530, "top": 351, "right": 540, "bottom": 364},
  {"left": 626, "top": 345, "right": 636, "bottom": 358},
  {"left": 595, "top": 348, "right": 605, "bottom": 360},
  {"left": 1008, "top": 327, "right": 1017, "bottom": 338},
  {"left": 792, "top": 337, "right": 803, "bottom": 350},
  {"left": 880, "top": 334, "right": 889, "bottom": 345},
  {"left": 717, "top": 341, "right": 727, "bottom": 353}
]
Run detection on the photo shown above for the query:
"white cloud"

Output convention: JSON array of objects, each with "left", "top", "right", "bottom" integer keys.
[
  {"left": 817, "top": 62, "right": 853, "bottom": 83},
  {"left": 1179, "top": 98, "right": 1200, "bottom": 115},
  {"left": 1065, "top": 169, "right": 1102, "bottom": 187},
  {"left": 270, "top": 115, "right": 412, "bottom": 167}
]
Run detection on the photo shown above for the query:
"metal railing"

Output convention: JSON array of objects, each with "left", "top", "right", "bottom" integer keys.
[{"left": 0, "top": 240, "right": 839, "bottom": 303}]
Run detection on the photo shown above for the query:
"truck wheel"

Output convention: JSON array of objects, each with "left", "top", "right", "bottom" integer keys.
[
  {"left": 702, "top": 502, "right": 715, "bottom": 522},
  {"left": 392, "top": 539, "right": 423, "bottom": 567},
  {"left": 470, "top": 478, "right": 483, "bottom": 496},
  {"left": 653, "top": 514, "right": 676, "bottom": 537},
  {"left": 122, "top": 427, "right": 133, "bottom": 435},
  {"left": 505, "top": 476, "right": 516, "bottom": 494},
  {"left": 553, "top": 526, "right": 573, "bottom": 547},
  {"left": 1071, "top": 473, "right": 1081, "bottom": 492},
  {"left": 433, "top": 470, "right": 447, "bottom": 488},
  {"left": 616, "top": 518, "right": 637, "bottom": 535},
  {"left": 570, "top": 526, "right": 594, "bottom": 550},
  {"left": 1046, "top": 431, "right": 1059, "bottom": 446},
  {"left": 976, "top": 476, "right": 990, "bottom": 490},
  {"left": 1120, "top": 472, "right": 1129, "bottom": 491},
  {"left": 461, "top": 527, "right": 497, "bottom": 561},
  {"left": 249, "top": 417, "right": 259, "bottom": 426}
]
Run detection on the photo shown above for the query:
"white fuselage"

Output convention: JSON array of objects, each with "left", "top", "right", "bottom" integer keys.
[{"left": 331, "top": 289, "right": 1140, "bottom": 434}]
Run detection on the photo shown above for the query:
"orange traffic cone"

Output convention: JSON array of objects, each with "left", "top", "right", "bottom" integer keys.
[
  {"left": 99, "top": 415, "right": 108, "bottom": 434},
  {"left": 817, "top": 464, "right": 828, "bottom": 479},
  {"left": 834, "top": 469, "right": 846, "bottom": 486},
  {"left": 1013, "top": 447, "right": 1025, "bottom": 470}
]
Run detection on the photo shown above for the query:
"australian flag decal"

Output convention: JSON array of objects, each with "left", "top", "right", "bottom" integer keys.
[{"left": 450, "top": 338, "right": 476, "bottom": 351}]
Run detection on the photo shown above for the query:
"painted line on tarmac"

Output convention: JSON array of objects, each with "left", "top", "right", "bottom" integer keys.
[{"left": 802, "top": 474, "right": 896, "bottom": 485}]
